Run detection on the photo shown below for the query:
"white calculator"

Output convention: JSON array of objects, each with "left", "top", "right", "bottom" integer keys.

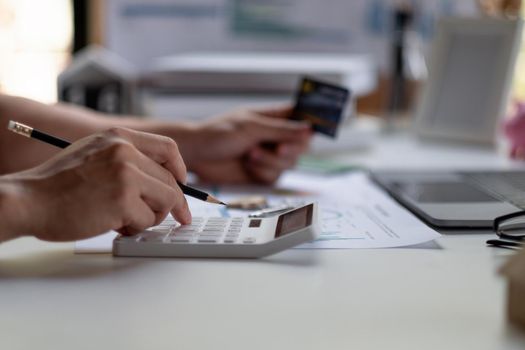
[{"left": 113, "top": 203, "right": 319, "bottom": 258}]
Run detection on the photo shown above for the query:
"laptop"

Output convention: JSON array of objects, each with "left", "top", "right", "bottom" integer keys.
[{"left": 371, "top": 171, "right": 525, "bottom": 228}]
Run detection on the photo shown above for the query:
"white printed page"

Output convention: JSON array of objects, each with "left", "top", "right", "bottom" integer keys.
[{"left": 277, "top": 172, "right": 441, "bottom": 249}]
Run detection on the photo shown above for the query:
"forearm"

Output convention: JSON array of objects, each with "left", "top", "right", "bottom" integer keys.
[
  {"left": 0, "top": 95, "right": 106, "bottom": 173},
  {"left": 0, "top": 94, "right": 199, "bottom": 174}
]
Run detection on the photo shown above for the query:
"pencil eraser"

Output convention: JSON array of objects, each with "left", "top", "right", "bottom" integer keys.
[
  {"left": 7, "top": 120, "right": 16, "bottom": 131},
  {"left": 6, "top": 120, "right": 32, "bottom": 137}
]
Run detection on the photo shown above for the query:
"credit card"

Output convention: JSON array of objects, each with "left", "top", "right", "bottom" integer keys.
[{"left": 291, "top": 77, "right": 350, "bottom": 138}]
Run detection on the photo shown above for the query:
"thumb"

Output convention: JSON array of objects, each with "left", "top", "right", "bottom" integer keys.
[
  {"left": 252, "top": 105, "right": 294, "bottom": 119},
  {"left": 248, "top": 115, "right": 311, "bottom": 142}
]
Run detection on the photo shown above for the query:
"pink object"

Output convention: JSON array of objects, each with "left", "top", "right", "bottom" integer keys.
[{"left": 504, "top": 101, "right": 525, "bottom": 159}]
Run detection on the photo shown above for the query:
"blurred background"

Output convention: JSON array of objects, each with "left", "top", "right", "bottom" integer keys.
[{"left": 0, "top": 0, "right": 523, "bottom": 117}]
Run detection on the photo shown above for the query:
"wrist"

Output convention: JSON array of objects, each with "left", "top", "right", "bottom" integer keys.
[
  {"left": 0, "top": 181, "right": 21, "bottom": 241},
  {"left": 143, "top": 120, "right": 203, "bottom": 170},
  {"left": 0, "top": 178, "right": 35, "bottom": 242}
]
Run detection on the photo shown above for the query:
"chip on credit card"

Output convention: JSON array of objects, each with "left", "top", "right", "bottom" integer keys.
[{"left": 291, "top": 77, "right": 350, "bottom": 138}]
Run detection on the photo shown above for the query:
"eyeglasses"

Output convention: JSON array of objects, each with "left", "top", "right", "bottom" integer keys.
[{"left": 486, "top": 211, "right": 525, "bottom": 249}]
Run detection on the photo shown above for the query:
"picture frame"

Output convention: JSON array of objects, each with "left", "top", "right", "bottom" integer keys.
[{"left": 415, "top": 17, "right": 523, "bottom": 145}]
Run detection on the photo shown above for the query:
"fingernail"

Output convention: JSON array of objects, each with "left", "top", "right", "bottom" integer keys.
[
  {"left": 183, "top": 210, "right": 192, "bottom": 224},
  {"left": 181, "top": 198, "right": 192, "bottom": 224}
]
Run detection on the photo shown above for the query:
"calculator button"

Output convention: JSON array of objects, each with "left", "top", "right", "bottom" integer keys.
[
  {"left": 231, "top": 218, "right": 244, "bottom": 222},
  {"left": 152, "top": 223, "right": 172, "bottom": 228},
  {"left": 171, "top": 232, "right": 194, "bottom": 237},
  {"left": 198, "top": 237, "right": 219, "bottom": 243},
  {"left": 204, "top": 224, "right": 225, "bottom": 229},
  {"left": 204, "top": 225, "right": 226, "bottom": 230},
  {"left": 203, "top": 226, "right": 225, "bottom": 230},
  {"left": 179, "top": 224, "right": 201, "bottom": 229},
  {"left": 199, "top": 232, "right": 222, "bottom": 237},
  {"left": 243, "top": 237, "right": 256, "bottom": 244},
  {"left": 149, "top": 227, "right": 171, "bottom": 234},
  {"left": 207, "top": 217, "right": 227, "bottom": 222},
  {"left": 202, "top": 228, "right": 225, "bottom": 233},
  {"left": 227, "top": 228, "right": 241, "bottom": 233},
  {"left": 229, "top": 224, "right": 243, "bottom": 228},
  {"left": 170, "top": 237, "right": 192, "bottom": 243},
  {"left": 204, "top": 225, "right": 224, "bottom": 230},
  {"left": 175, "top": 228, "right": 199, "bottom": 233},
  {"left": 223, "top": 239, "right": 237, "bottom": 244},
  {"left": 175, "top": 231, "right": 198, "bottom": 236}
]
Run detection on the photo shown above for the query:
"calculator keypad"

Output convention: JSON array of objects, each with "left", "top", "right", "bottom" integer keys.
[{"left": 140, "top": 217, "right": 251, "bottom": 244}]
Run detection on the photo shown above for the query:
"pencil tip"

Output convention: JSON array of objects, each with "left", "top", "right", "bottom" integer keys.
[{"left": 207, "top": 196, "right": 227, "bottom": 206}]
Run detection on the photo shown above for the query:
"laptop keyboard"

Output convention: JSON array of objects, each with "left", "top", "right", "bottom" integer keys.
[{"left": 465, "top": 171, "right": 525, "bottom": 209}]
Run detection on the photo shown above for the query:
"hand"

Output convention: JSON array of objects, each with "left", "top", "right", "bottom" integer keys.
[
  {"left": 182, "top": 106, "right": 312, "bottom": 184},
  {"left": 1, "top": 127, "right": 190, "bottom": 242}
]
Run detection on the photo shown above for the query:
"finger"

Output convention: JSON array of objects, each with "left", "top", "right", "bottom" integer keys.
[
  {"left": 138, "top": 175, "right": 178, "bottom": 225},
  {"left": 105, "top": 127, "right": 187, "bottom": 183},
  {"left": 134, "top": 150, "right": 179, "bottom": 190},
  {"left": 134, "top": 155, "right": 191, "bottom": 224},
  {"left": 277, "top": 141, "right": 310, "bottom": 158},
  {"left": 98, "top": 138, "right": 181, "bottom": 194},
  {"left": 245, "top": 162, "right": 282, "bottom": 185},
  {"left": 118, "top": 198, "right": 157, "bottom": 236},
  {"left": 135, "top": 168, "right": 192, "bottom": 225},
  {"left": 246, "top": 115, "right": 311, "bottom": 142},
  {"left": 252, "top": 141, "right": 310, "bottom": 168},
  {"left": 172, "top": 194, "right": 192, "bottom": 225},
  {"left": 192, "top": 160, "right": 252, "bottom": 184},
  {"left": 249, "top": 147, "right": 298, "bottom": 171},
  {"left": 252, "top": 105, "right": 294, "bottom": 119}
]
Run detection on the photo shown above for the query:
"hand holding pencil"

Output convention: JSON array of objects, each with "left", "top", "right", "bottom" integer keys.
[
  {"left": 8, "top": 120, "right": 224, "bottom": 205},
  {"left": 6, "top": 121, "right": 223, "bottom": 240}
]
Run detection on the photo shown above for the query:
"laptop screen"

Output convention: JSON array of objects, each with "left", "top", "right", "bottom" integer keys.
[{"left": 392, "top": 182, "right": 499, "bottom": 203}]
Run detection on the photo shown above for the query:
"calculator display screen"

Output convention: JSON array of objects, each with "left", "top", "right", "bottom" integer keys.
[{"left": 275, "top": 204, "right": 313, "bottom": 238}]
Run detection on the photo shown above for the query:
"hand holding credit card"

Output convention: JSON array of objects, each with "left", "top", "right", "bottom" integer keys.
[{"left": 291, "top": 77, "right": 350, "bottom": 138}]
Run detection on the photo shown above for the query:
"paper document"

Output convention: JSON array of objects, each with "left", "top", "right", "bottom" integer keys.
[
  {"left": 75, "top": 172, "right": 440, "bottom": 253},
  {"left": 276, "top": 172, "right": 441, "bottom": 248},
  {"left": 75, "top": 231, "right": 118, "bottom": 254}
]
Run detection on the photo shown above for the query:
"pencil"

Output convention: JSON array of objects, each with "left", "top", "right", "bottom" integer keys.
[{"left": 7, "top": 120, "right": 226, "bottom": 205}]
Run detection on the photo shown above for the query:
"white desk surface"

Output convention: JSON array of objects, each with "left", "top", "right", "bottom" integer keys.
[{"left": 2, "top": 130, "right": 525, "bottom": 350}]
